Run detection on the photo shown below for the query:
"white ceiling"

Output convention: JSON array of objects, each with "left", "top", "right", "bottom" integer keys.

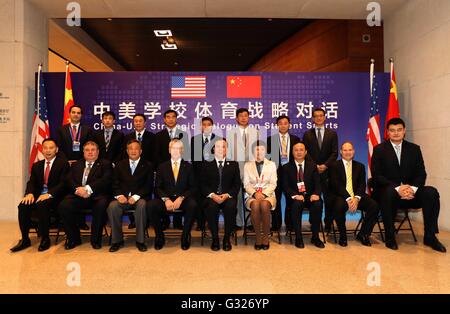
[{"left": 29, "top": 0, "right": 407, "bottom": 19}]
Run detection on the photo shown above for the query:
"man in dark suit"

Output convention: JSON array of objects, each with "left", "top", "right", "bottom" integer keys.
[
  {"left": 58, "top": 141, "right": 112, "bottom": 250},
  {"left": 107, "top": 139, "right": 154, "bottom": 252},
  {"left": 328, "top": 142, "right": 379, "bottom": 247},
  {"left": 154, "top": 110, "right": 190, "bottom": 229},
  {"left": 302, "top": 108, "right": 338, "bottom": 232},
  {"left": 55, "top": 104, "right": 93, "bottom": 164},
  {"left": 147, "top": 139, "right": 197, "bottom": 250},
  {"left": 282, "top": 142, "right": 324, "bottom": 249},
  {"left": 267, "top": 115, "right": 300, "bottom": 231},
  {"left": 371, "top": 118, "right": 445, "bottom": 252},
  {"left": 92, "top": 111, "right": 124, "bottom": 165},
  {"left": 191, "top": 117, "right": 221, "bottom": 231},
  {"left": 201, "top": 139, "right": 241, "bottom": 251},
  {"left": 10, "top": 139, "right": 69, "bottom": 252}
]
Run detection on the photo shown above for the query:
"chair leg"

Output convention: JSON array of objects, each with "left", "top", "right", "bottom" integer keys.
[
  {"left": 405, "top": 213, "right": 417, "bottom": 242},
  {"left": 354, "top": 212, "right": 364, "bottom": 236},
  {"left": 331, "top": 222, "right": 338, "bottom": 243},
  {"left": 377, "top": 219, "right": 385, "bottom": 242},
  {"left": 320, "top": 221, "right": 326, "bottom": 243}
]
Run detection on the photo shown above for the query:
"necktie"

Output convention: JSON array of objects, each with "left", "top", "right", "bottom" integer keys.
[
  {"left": 72, "top": 125, "right": 78, "bottom": 141},
  {"left": 345, "top": 162, "right": 354, "bottom": 198},
  {"left": 243, "top": 129, "right": 249, "bottom": 161},
  {"left": 82, "top": 162, "right": 93, "bottom": 186},
  {"left": 170, "top": 130, "right": 174, "bottom": 139},
  {"left": 317, "top": 128, "right": 323, "bottom": 150},
  {"left": 204, "top": 136, "right": 209, "bottom": 145},
  {"left": 173, "top": 161, "right": 179, "bottom": 181},
  {"left": 44, "top": 161, "right": 51, "bottom": 186},
  {"left": 137, "top": 132, "right": 142, "bottom": 142},
  {"left": 131, "top": 161, "right": 136, "bottom": 175},
  {"left": 297, "top": 163, "right": 304, "bottom": 182},
  {"left": 218, "top": 161, "right": 223, "bottom": 194},
  {"left": 105, "top": 130, "right": 111, "bottom": 150},
  {"left": 394, "top": 145, "right": 401, "bottom": 165},
  {"left": 281, "top": 135, "right": 288, "bottom": 157}
]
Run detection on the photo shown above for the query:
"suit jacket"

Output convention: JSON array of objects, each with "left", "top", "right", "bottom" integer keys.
[
  {"left": 92, "top": 128, "right": 125, "bottom": 164},
  {"left": 112, "top": 158, "right": 154, "bottom": 201},
  {"left": 267, "top": 133, "right": 301, "bottom": 171},
  {"left": 154, "top": 128, "right": 190, "bottom": 167},
  {"left": 123, "top": 130, "right": 155, "bottom": 164},
  {"left": 243, "top": 159, "right": 277, "bottom": 199},
  {"left": 282, "top": 159, "right": 321, "bottom": 199},
  {"left": 66, "top": 158, "right": 112, "bottom": 197},
  {"left": 371, "top": 140, "right": 427, "bottom": 190},
  {"left": 200, "top": 159, "right": 241, "bottom": 198},
  {"left": 302, "top": 128, "right": 338, "bottom": 167},
  {"left": 190, "top": 133, "right": 221, "bottom": 175},
  {"left": 155, "top": 159, "right": 196, "bottom": 200},
  {"left": 55, "top": 124, "right": 93, "bottom": 161},
  {"left": 25, "top": 156, "right": 70, "bottom": 199},
  {"left": 329, "top": 159, "right": 367, "bottom": 199}
]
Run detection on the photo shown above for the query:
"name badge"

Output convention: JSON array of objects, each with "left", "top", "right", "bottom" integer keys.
[
  {"left": 297, "top": 181, "right": 306, "bottom": 193},
  {"left": 72, "top": 141, "right": 81, "bottom": 152},
  {"left": 41, "top": 185, "right": 48, "bottom": 195},
  {"left": 280, "top": 156, "right": 289, "bottom": 166},
  {"left": 254, "top": 183, "right": 264, "bottom": 193}
]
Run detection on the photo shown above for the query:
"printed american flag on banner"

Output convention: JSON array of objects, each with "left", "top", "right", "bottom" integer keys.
[
  {"left": 366, "top": 61, "right": 381, "bottom": 179},
  {"left": 29, "top": 65, "right": 50, "bottom": 174},
  {"left": 171, "top": 76, "right": 206, "bottom": 98}
]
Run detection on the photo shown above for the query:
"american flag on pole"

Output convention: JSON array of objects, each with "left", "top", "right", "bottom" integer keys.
[
  {"left": 171, "top": 76, "right": 206, "bottom": 98},
  {"left": 366, "top": 60, "right": 381, "bottom": 179},
  {"left": 29, "top": 65, "right": 50, "bottom": 174}
]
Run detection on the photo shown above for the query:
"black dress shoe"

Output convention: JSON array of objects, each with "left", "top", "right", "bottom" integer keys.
[
  {"left": 254, "top": 244, "right": 262, "bottom": 250},
  {"left": 356, "top": 233, "right": 372, "bottom": 246},
  {"left": 38, "top": 237, "right": 51, "bottom": 252},
  {"left": 64, "top": 240, "right": 81, "bottom": 250},
  {"left": 338, "top": 237, "right": 348, "bottom": 247},
  {"left": 311, "top": 237, "right": 325, "bottom": 249},
  {"left": 10, "top": 239, "right": 31, "bottom": 253},
  {"left": 385, "top": 239, "right": 398, "bottom": 250},
  {"left": 79, "top": 223, "right": 90, "bottom": 231},
  {"left": 424, "top": 237, "right": 447, "bottom": 253},
  {"left": 128, "top": 222, "right": 136, "bottom": 229},
  {"left": 223, "top": 239, "right": 232, "bottom": 251},
  {"left": 295, "top": 238, "right": 305, "bottom": 249},
  {"left": 91, "top": 242, "right": 102, "bottom": 250},
  {"left": 136, "top": 242, "right": 148, "bottom": 252},
  {"left": 262, "top": 243, "right": 270, "bottom": 250},
  {"left": 235, "top": 225, "right": 243, "bottom": 231},
  {"left": 181, "top": 233, "right": 191, "bottom": 250},
  {"left": 109, "top": 241, "right": 124, "bottom": 252},
  {"left": 211, "top": 238, "right": 220, "bottom": 251},
  {"left": 154, "top": 236, "right": 165, "bottom": 250}
]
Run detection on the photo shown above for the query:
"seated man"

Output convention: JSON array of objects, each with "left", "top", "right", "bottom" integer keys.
[
  {"left": 372, "top": 118, "right": 446, "bottom": 252},
  {"left": 201, "top": 139, "right": 241, "bottom": 251},
  {"left": 147, "top": 139, "right": 197, "bottom": 250},
  {"left": 328, "top": 142, "right": 379, "bottom": 247},
  {"left": 107, "top": 139, "right": 154, "bottom": 252},
  {"left": 58, "top": 141, "right": 112, "bottom": 250},
  {"left": 11, "top": 138, "right": 69, "bottom": 252},
  {"left": 282, "top": 142, "right": 324, "bottom": 249}
]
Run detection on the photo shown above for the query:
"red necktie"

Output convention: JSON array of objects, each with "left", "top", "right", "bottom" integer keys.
[{"left": 44, "top": 161, "right": 51, "bottom": 185}]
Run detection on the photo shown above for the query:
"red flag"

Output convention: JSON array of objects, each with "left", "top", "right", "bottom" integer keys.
[
  {"left": 227, "top": 76, "right": 261, "bottom": 98},
  {"left": 63, "top": 63, "right": 74, "bottom": 125},
  {"left": 384, "top": 60, "right": 400, "bottom": 139}
]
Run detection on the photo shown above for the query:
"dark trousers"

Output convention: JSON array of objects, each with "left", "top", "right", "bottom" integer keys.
[
  {"left": 18, "top": 198, "right": 57, "bottom": 239},
  {"left": 377, "top": 185, "right": 440, "bottom": 242},
  {"left": 203, "top": 198, "right": 237, "bottom": 239},
  {"left": 332, "top": 195, "right": 379, "bottom": 237},
  {"left": 195, "top": 194, "right": 206, "bottom": 230},
  {"left": 58, "top": 195, "right": 109, "bottom": 244},
  {"left": 147, "top": 197, "right": 197, "bottom": 237},
  {"left": 291, "top": 198, "right": 323, "bottom": 239}
]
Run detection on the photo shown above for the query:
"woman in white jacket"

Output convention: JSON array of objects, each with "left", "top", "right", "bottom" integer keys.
[{"left": 243, "top": 141, "right": 277, "bottom": 250}]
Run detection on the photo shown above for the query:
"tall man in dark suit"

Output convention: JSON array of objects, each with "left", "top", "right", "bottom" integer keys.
[
  {"left": 58, "top": 141, "right": 112, "bottom": 250},
  {"left": 92, "top": 111, "right": 124, "bottom": 165},
  {"left": 10, "top": 139, "right": 69, "bottom": 252},
  {"left": 201, "top": 139, "right": 241, "bottom": 251},
  {"left": 283, "top": 142, "right": 325, "bottom": 249},
  {"left": 107, "top": 139, "right": 154, "bottom": 252},
  {"left": 328, "top": 142, "right": 379, "bottom": 247},
  {"left": 267, "top": 115, "right": 300, "bottom": 231},
  {"left": 191, "top": 117, "right": 221, "bottom": 231},
  {"left": 147, "top": 139, "right": 197, "bottom": 250},
  {"left": 302, "top": 108, "right": 338, "bottom": 231},
  {"left": 371, "top": 118, "right": 445, "bottom": 252}
]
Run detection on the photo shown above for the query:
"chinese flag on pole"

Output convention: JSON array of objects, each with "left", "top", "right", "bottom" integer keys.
[
  {"left": 384, "top": 59, "right": 400, "bottom": 139},
  {"left": 227, "top": 76, "right": 261, "bottom": 98},
  {"left": 62, "top": 62, "right": 74, "bottom": 125}
]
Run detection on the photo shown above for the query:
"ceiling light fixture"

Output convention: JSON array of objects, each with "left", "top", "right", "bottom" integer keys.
[{"left": 154, "top": 30, "right": 172, "bottom": 37}]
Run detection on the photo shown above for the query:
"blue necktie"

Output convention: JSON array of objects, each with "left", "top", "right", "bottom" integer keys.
[{"left": 131, "top": 161, "right": 136, "bottom": 175}]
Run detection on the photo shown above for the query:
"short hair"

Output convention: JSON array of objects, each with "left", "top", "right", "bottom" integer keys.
[
  {"left": 169, "top": 138, "right": 184, "bottom": 149},
  {"left": 201, "top": 117, "right": 214, "bottom": 124},
  {"left": 386, "top": 117, "right": 405, "bottom": 129},
  {"left": 312, "top": 108, "right": 326, "bottom": 117},
  {"left": 127, "top": 139, "right": 141, "bottom": 148},
  {"left": 83, "top": 141, "right": 99, "bottom": 149},
  {"left": 215, "top": 138, "right": 228, "bottom": 147},
  {"left": 276, "top": 115, "right": 290, "bottom": 124},
  {"left": 292, "top": 141, "right": 306, "bottom": 150},
  {"left": 42, "top": 138, "right": 57, "bottom": 146},
  {"left": 236, "top": 108, "right": 249, "bottom": 117},
  {"left": 252, "top": 140, "right": 267, "bottom": 152},
  {"left": 101, "top": 111, "right": 115, "bottom": 120},
  {"left": 340, "top": 141, "right": 354, "bottom": 149},
  {"left": 69, "top": 105, "right": 83, "bottom": 114},
  {"left": 133, "top": 113, "right": 146, "bottom": 121},
  {"left": 164, "top": 110, "right": 177, "bottom": 118}
]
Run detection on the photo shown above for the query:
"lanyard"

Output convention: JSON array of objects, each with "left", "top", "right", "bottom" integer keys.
[{"left": 70, "top": 125, "right": 81, "bottom": 142}]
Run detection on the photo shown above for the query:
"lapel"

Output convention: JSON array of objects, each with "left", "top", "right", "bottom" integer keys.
[
  {"left": 86, "top": 160, "right": 100, "bottom": 182},
  {"left": 386, "top": 141, "right": 401, "bottom": 169},
  {"left": 175, "top": 160, "right": 185, "bottom": 187},
  {"left": 311, "top": 128, "right": 321, "bottom": 152},
  {"left": 399, "top": 141, "right": 407, "bottom": 170},
  {"left": 47, "top": 158, "right": 59, "bottom": 184}
]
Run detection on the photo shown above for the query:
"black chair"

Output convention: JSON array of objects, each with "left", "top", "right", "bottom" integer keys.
[
  {"left": 200, "top": 211, "right": 238, "bottom": 247},
  {"left": 243, "top": 207, "right": 282, "bottom": 245},
  {"left": 74, "top": 208, "right": 109, "bottom": 242},
  {"left": 29, "top": 209, "right": 65, "bottom": 244},
  {"left": 285, "top": 207, "right": 326, "bottom": 244},
  {"left": 329, "top": 210, "right": 385, "bottom": 243}
]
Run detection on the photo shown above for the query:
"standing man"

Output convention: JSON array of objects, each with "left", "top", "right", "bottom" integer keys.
[
  {"left": 10, "top": 139, "right": 69, "bottom": 252},
  {"left": 92, "top": 111, "right": 124, "bottom": 165},
  {"left": 302, "top": 108, "right": 338, "bottom": 232},
  {"left": 267, "top": 115, "right": 300, "bottom": 231},
  {"left": 371, "top": 118, "right": 445, "bottom": 252}
]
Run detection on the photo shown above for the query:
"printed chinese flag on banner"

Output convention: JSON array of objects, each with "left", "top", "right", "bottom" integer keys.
[
  {"left": 226, "top": 76, "right": 261, "bottom": 98},
  {"left": 62, "top": 63, "right": 74, "bottom": 125},
  {"left": 384, "top": 60, "right": 400, "bottom": 139}
]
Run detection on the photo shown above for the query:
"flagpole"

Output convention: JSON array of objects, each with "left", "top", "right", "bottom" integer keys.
[
  {"left": 389, "top": 57, "right": 394, "bottom": 80},
  {"left": 37, "top": 64, "right": 42, "bottom": 119},
  {"left": 370, "top": 59, "right": 375, "bottom": 97}
]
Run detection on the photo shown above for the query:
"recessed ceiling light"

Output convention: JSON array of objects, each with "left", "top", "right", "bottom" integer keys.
[
  {"left": 136, "top": 53, "right": 140, "bottom": 57},
  {"left": 161, "top": 43, "right": 177, "bottom": 50},
  {"left": 107, "top": 18, "right": 113, "bottom": 21},
  {"left": 154, "top": 30, "right": 172, "bottom": 37},
  {"left": 174, "top": 61, "right": 179, "bottom": 65}
]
